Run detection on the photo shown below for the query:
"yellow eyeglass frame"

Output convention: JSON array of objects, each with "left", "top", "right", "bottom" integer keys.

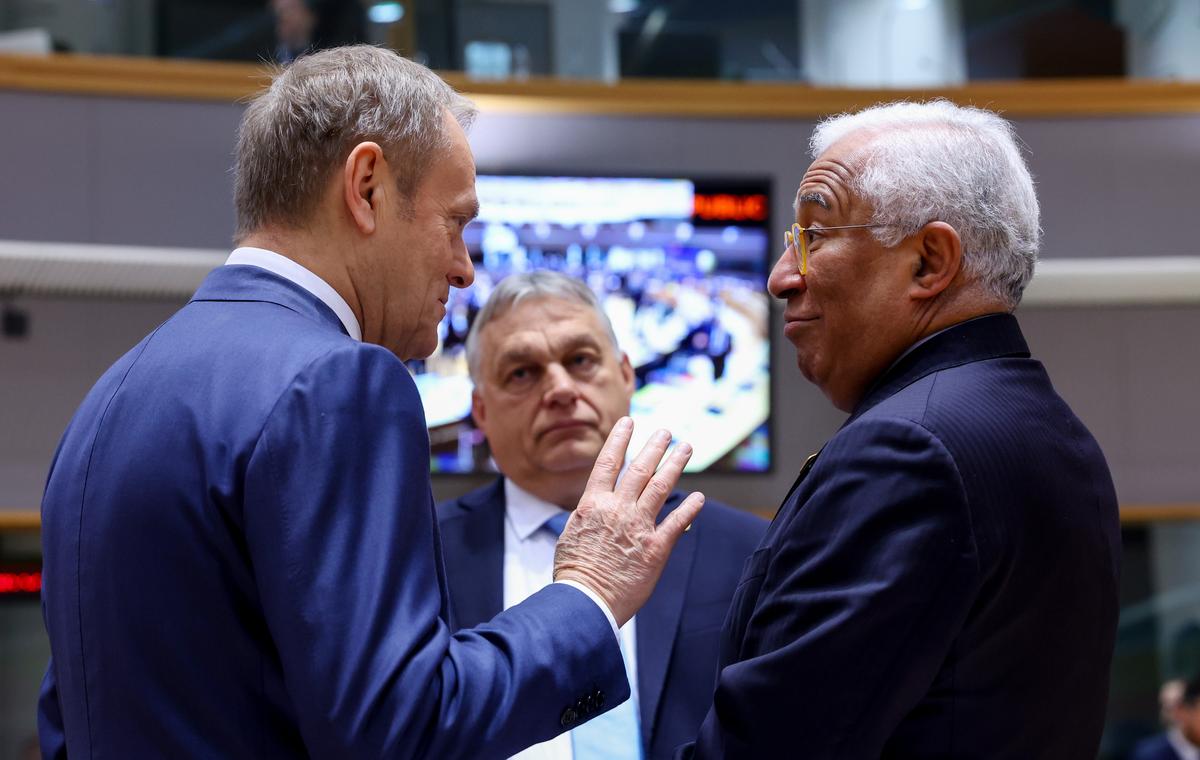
[{"left": 784, "top": 222, "right": 886, "bottom": 276}]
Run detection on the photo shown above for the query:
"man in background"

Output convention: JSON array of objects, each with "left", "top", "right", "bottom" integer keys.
[
  {"left": 1129, "top": 675, "right": 1200, "bottom": 760},
  {"left": 39, "top": 46, "right": 702, "bottom": 758},
  {"left": 683, "top": 100, "right": 1121, "bottom": 757},
  {"left": 439, "top": 270, "right": 765, "bottom": 760},
  {"left": 271, "top": 0, "right": 364, "bottom": 63}
]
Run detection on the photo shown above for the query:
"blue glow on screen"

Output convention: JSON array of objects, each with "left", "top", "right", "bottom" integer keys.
[{"left": 413, "top": 175, "right": 771, "bottom": 474}]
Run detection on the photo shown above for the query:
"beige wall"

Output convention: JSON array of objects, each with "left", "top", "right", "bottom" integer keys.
[{"left": 1, "top": 89, "right": 1198, "bottom": 512}]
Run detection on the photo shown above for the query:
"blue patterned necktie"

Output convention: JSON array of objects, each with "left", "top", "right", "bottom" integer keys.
[
  {"left": 540, "top": 512, "right": 644, "bottom": 760},
  {"left": 541, "top": 511, "right": 570, "bottom": 539}
]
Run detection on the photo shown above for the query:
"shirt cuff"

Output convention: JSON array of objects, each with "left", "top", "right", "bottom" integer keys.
[{"left": 554, "top": 580, "right": 621, "bottom": 641}]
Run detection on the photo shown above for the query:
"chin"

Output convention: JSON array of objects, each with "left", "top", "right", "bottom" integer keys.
[
  {"left": 400, "top": 333, "right": 440, "bottom": 362},
  {"left": 540, "top": 445, "right": 602, "bottom": 474},
  {"left": 795, "top": 355, "right": 818, "bottom": 385}
]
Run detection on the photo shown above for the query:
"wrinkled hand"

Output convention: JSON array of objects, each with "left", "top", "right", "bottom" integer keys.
[{"left": 554, "top": 417, "right": 705, "bottom": 626}]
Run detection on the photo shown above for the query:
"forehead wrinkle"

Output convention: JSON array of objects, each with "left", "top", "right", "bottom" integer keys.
[
  {"left": 796, "top": 160, "right": 858, "bottom": 217},
  {"left": 491, "top": 331, "right": 547, "bottom": 363},
  {"left": 487, "top": 320, "right": 603, "bottom": 370}
]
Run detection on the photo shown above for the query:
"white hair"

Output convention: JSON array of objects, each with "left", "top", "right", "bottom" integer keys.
[
  {"left": 465, "top": 270, "right": 621, "bottom": 384},
  {"left": 811, "top": 99, "right": 1041, "bottom": 307},
  {"left": 234, "top": 45, "right": 476, "bottom": 238}
]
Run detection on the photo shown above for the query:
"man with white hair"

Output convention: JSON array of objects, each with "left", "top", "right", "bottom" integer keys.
[
  {"left": 38, "top": 46, "right": 702, "bottom": 758},
  {"left": 682, "top": 100, "right": 1121, "bottom": 758}
]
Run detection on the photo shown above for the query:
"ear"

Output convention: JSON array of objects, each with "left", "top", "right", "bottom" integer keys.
[
  {"left": 619, "top": 352, "right": 635, "bottom": 395},
  {"left": 909, "top": 221, "right": 962, "bottom": 301},
  {"left": 470, "top": 388, "right": 487, "bottom": 430},
  {"left": 342, "top": 141, "right": 386, "bottom": 235}
]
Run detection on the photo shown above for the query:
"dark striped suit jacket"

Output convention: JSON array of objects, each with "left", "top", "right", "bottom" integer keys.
[{"left": 686, "top": 313, "right": 1121, "bottom": 759}]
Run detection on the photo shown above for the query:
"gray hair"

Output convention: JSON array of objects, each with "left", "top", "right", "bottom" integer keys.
[
  {"left": 465, "top": 270, "right": 621, "bottom": 384},
  {"left": 234, "top": 45, "right": 476, "bottom": 238},
  {"left": 811, "top": 99, "right": 1041, "bottom": 307}
]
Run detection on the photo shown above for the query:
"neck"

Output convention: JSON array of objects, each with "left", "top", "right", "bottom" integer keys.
[
  {"left": 514, "top": 472, "right": 588, "bottom": 511},
  {"left": 239, "top": 227, "right": 365, "bottom": 332},
  {"left": 836, "top": 288, "right": 1010, "bottom": 412},
  {"left": 907, "top": 285, "right": 1009, "bottom": 348}
]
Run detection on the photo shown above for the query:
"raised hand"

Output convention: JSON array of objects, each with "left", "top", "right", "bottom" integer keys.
[{"left": 553, "top": 417, "right": 705, "bottom": 626}]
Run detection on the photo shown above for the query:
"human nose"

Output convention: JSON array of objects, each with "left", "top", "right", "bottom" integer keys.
[
  {"left": 448, "top": 238, "right": 474, "bottom": 289},
  {"left": 543, "top": 363, "right": 580, "bottom": 406},
  {"left": 767, "top": 244, "right": 805, "bottom": 300}
]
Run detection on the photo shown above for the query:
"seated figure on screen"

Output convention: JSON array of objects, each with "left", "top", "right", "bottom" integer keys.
[{"left": 437, "top": 270, "right": 766, "bottom": 760}]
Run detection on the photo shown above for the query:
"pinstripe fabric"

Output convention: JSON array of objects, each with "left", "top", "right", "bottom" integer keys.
[{"left": 687, "top": 313, "right": 1120, "bottom": 760}]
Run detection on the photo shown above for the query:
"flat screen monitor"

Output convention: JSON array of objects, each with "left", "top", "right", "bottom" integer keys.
[{"left": 410, "top": 174, "right": 772, "bottom": 474}]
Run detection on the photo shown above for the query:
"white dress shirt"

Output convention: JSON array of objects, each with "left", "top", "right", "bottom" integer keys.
[
  {"left": 225, "top": 247, "right": 362, "bottom": 341},
  {"left": 503, "top": 479, "right": 641, "bottom": 760},
  {"left": 1169, "top": 727, "right": 1200, "bottom": 760}
]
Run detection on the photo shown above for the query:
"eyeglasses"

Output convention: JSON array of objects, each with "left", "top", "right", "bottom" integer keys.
[{"left": 784, "top": 222, "right": 885, "bottom": 276}]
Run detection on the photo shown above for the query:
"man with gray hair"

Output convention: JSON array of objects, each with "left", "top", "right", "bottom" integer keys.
[
  {"left": 438, "top": 270, "right": 765, "bottom": 760},
  {"left": 38, "top": 46, "right": 702, "bottom": 758},
  {"left": 682, "top": 100, "right": 1120, "bottom": 758}
]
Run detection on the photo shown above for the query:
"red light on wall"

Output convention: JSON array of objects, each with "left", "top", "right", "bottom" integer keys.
[
  {"left": 693, "top": 193, "right": 768, "bottom": 223},
  {"left": 0, "top": 570, "right": 41, "bottom": 595}
]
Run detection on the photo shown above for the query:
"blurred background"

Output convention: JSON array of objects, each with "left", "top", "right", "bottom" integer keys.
[
  {"left": 3, "top": 1, "right": 1200, "bottom": 758},
  {"left": 0, "top": 0, "right": 1197, "bottom": 82}
]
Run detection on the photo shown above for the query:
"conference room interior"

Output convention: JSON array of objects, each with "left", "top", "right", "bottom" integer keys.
[{"left": 2, "top": 1, "right": 1199, "bottom": 757}]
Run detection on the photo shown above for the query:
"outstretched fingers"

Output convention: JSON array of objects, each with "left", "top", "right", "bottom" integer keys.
[
  {"left": 585, "top": 416, "right": 634, "bottom": 494},
  {"left": 616, "top": 428, "right": 673, "bottom": 502},
  {"left": 655, "top": 491, "right": 706, "bottom": 545},
  {"left": 637, "top": 441, "right": 693, "bottom": 514}
]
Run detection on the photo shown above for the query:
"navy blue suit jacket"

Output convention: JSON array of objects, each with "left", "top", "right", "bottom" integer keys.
[
  {"left": 38, "top": 266, "right": 628, "bottom": 759},
  {"left": 1128, "top": 729, "right": 1185, "bottom": 758},
  {"left": 437, "top": 481, "right": 765, "bottom": 759},
  {"left": 1128, "top": 734, "right": 1187, "bottom": 760},
  {"left": 685, "top": 313, "right": 1121, "bottom": 758}
]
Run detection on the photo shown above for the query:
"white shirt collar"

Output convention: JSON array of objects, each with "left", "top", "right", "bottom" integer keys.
[
  {"left": 504, "top": 478, "right": 569, "bottom": 542},
  {"left": 1169, "top": 728, "right": 1200, "bottom": 760},
  {"left": 225, "top": 247, "right": 362, "bottom": 341}
]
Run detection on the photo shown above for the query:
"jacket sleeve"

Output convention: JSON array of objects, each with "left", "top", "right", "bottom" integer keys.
[
  {"left": 37, "top": 656, "right": 68, "bottom": 759},
  {"left": 689, "top": 416, "right": 981, "bottom": 759},
  {"left": 242, "top": 344, "right": 628, "bottom": 759}
]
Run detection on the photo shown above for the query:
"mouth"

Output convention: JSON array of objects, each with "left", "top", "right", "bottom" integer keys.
[
  {"left": 537, "top": 419, "right": 593, "bottom": 438},
  {"left": 782, "top": 313, "right": 819, "bottom": 340}
]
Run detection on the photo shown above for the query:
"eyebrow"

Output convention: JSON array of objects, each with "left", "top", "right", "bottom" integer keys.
[
  {"left": 493, "top": 346, "right": 539, "bottom": 370},
  {"left": 493, "top": 333, "right": 603, "bottom": 370},
  {"left": 461, "top": 198, "right": 481, "bottom": 221},
  {"left": 792, "top": 191, "right": 830, "bottom": 215},
  {"left": 451, "top": 192, "right": 480, "bottom": 221}
]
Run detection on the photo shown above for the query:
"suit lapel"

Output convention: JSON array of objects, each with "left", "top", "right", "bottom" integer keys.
[
  {"left": 636, "top": 492, "right": 697, "bottom": 748},
  {"left": 778, "top": 449, "right": 821, "bottom": 516},
  {"left": 441, "top": 480, "right": 506, "bottom": 630}
]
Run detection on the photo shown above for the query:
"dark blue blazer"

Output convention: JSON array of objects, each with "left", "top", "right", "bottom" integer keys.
[
  {"left": 437, "top": 481, "right": 766, "bottom": 759},
  {"left": 685, "top": 313, "right": 1121, "bottom": 759},
  {"left": 1129, "top": 733, "right": 1189, "bottom": 760},
  {"left": 38, "top": 265, "right": 628, "bottom": 759}
]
